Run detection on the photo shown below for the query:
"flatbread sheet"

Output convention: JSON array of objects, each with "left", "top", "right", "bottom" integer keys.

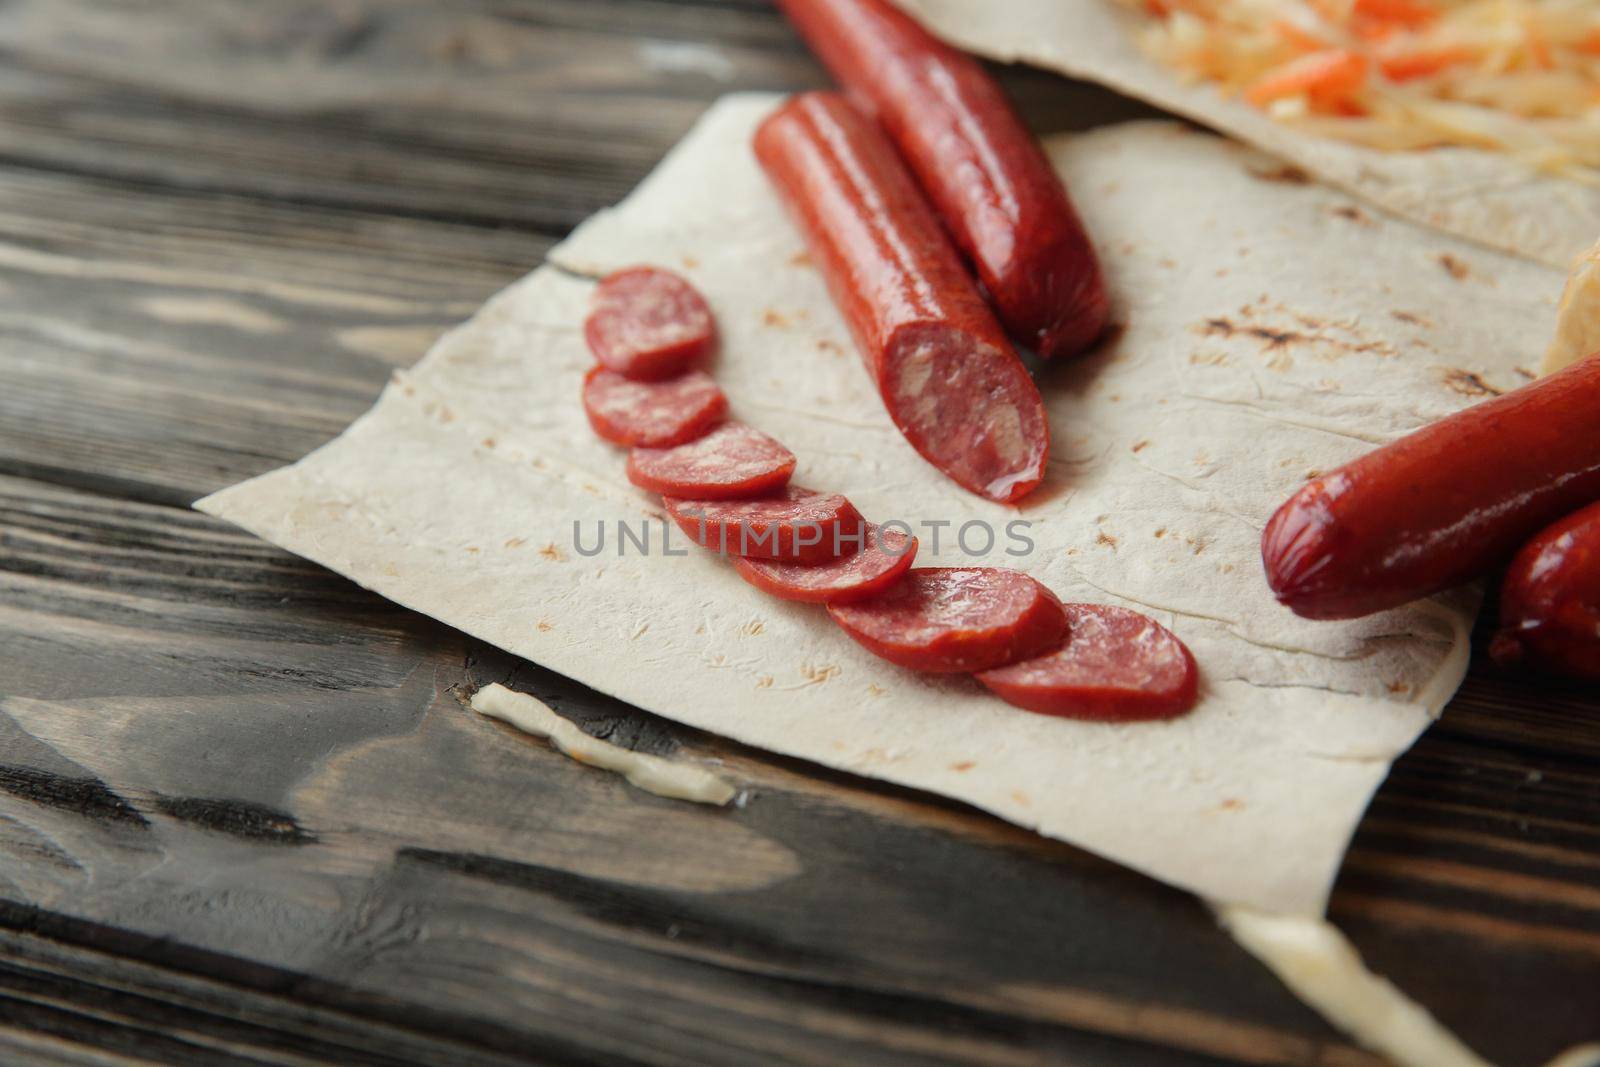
[
  {"left": 198, "top": 94, "right": 1561, "bottom": 915},
  {"left": 894, "top": 0, "right": 1600, "bottom": 270}
]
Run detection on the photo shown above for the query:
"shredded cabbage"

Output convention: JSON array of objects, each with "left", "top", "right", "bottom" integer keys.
[{"left": 1117, "top": 0, "right": 1600, "bottom": 175}]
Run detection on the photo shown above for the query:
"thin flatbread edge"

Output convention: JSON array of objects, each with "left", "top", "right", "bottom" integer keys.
[
  {"left": 893, "top": 0, "right": 1600, "bottom": 271},
  {"left": 198, "top": 93, "right": 1559, "bottom": 916}
]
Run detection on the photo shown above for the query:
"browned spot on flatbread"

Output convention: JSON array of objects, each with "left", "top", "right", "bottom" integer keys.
[
  {"left": 1131, "top": 439, "right": 1150, "bottom": 453},
  {"left": 756, "top": 676, "right": 774, "bottom": 689},
  {"left": 762, "top": 308, "right": 792, "bottom": 328},
  {"left": 743, "top": 619, "right": 766, "bottom": 636},
  {"left": 539, "top": 543, "right": 565, "bottom": 561},
  {"left": 1096, "top": 531, "right": 1119, "bottom": 551},
  {"left": 1200, "top": 317, "right": 1298, "bottom": 351},
  {"left": 950, "top": 761, "right": 976, "bottom": 772},
  {"left": 788, "top": 249, "right": 813, "bottom": 268},
  {"left": 481, "top": 437, "right": 497, "bottom": 449},
  {"left": 817, "top": 339, "right": 844, "bottom": 356},
  {"left": 866, "top": 683, "right": 886, "bottom": 697},
  {"left": 1441, "top": 368, "right": 1503, "bottom": 397},
  {"left": 1391, "top": 310, "right": 1433, "bottom": 327},
  {"left": 1437, "top": 253, "right": 1471, "bottom": 281},
  {"left": 1514, "top": 366, "right": 1537, "bottom": 380},
  {"left": 1194, "top": 301, "right": 1397, "bottom": 362},
  {"left": 1010, "top": 790, "right": 1031, "bottom": 808},
  {"left": 505, "top": 537, "right": 526, "bottom": 549},
  {"left": 1329, "top": 204, "right": 1374, "bottom": 226},
  {"left": 1218, "top": 798, "right": 1245, "bottom": 812},
  {"left": 681, "top": 255, "right": 700, "bottom": 270},
  {"left": 1249, "top": 164, "right": 1311, "bottom": 184},
  {"left": 536, "top": 620, "right": 554, "bottom": 632},
  {"left": 1387, "top": 680, "right": 1411, "bottom": 694}
]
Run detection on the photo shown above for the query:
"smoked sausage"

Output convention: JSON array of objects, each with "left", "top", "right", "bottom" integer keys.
[
  {"left": 582, "top": 367, "right": 726, "bottom": 448},
  {"left": 976, "top": 604, "right": 1198, "bottom": 720},
  {"left": 754, "top": 92, "right": 1050, "bottom": 504},
  {"left": 663, "top": 486, "right": 864, "bottom": 563},
  {"left": 778, "top": 0, "right": 1108, "bottom": 358},
  {"left": 626, "top": 422, "right": 796, "bottom": 499},
  {"left": 1490, "top": 499, "right": 1600, "bottom": 680},
  {"left": 585, "top": 267, "right": 716, "bottom": 380},
  {"left": 734, "top": 523, "right": 918, "bottom": 603},
  {"left": 1262, "top": 356, "right": 1600, "bottom": 620},
  {"left": 828, "top": 567, "right": 1067, "bottom": 672}
]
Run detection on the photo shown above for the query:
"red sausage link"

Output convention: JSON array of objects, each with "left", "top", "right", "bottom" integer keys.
[
  {"left": 754, "top": 92, "right": 1050, "bottom": 504},
  {"left": 1262, "top": 356, "right": 1600, "bottom": 620},
  {"left": 735, "top": 523, "right": 918, "bottom": 603},
  {"left": 1490, "top": 500, "right": 1600, "bottom": 680},
  {"left": 778, "top": 0, "right": 1108, "bottom": 359},
  {"left": 976, "top": 604, "right": 1198, "bottom": 720},
  {"left": 582, "top": 367, "right": 726, "bottom": 448},
  {"left": 828, "top": 567, "right": 1068, "bottom": 672},
  {"left": 627, "top": 422, "right": 796, "bottom": 499},
  {"left": 585, "top": 267, "right": 716, "bottom": 380},
  {"left": 663, "top": 486, "right": 864, "bottom": 563}
]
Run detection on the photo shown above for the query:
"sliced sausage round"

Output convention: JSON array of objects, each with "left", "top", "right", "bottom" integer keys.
[
  {"left": 663, "top": 486, "right": 864, "bottom": 563},
  {"left": 584, "top": 266, "right": 716, "bottom": 380},
  {"left": 582, "top": 367, "right": 726, "bottom": 448},
  {"left": 827, "top": 567, "right": 1067, "bottom": 672},
  {"left": 735, "top": 523, "right": 918, "bottom": 602},
  {"left": 627, "top": 422, "right": 796, "bottom": 500},
  {"left": 976, "top": 604, "right": 1198, "bottom": 720}
]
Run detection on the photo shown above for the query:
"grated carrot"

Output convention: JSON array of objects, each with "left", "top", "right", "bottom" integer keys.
[
  {"left": 1378, "top": 45, "right": 1474, "bottom": 81},
  {"left": 1274, "top": 19, "right": 1332, "bottom": 55},
  {"left": 1352, "top": 0, "right": 1440, "bottom": 29},
  {"left": 1245, "top": 49, "right": 1370, "bottom": 108}
]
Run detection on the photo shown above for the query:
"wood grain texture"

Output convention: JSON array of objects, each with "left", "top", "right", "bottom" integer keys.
[{"left": 0, "top": 1, "right": 1595, "bottom": 1065}]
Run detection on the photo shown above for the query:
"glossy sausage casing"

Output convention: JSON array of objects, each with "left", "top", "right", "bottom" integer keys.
[
  {"left": 1262, "top": 356, "right": 1600, "bottom": 619},
  {"left": 779, "top": 0, "right": 1108, "bottom": 359},
  {"left": 754, "top": 92, "right": 1050, "bottom": 504},
  {"left": 1490, "top": 500, "right": 1600, "bottom": 680}
]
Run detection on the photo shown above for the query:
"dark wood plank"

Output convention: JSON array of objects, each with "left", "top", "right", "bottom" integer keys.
[
  {"left": 0, "top": 0, "right": 1154, "bottom": 233},
  {"left": 0, "top": 165, "right": 549, "bottom": 506}
]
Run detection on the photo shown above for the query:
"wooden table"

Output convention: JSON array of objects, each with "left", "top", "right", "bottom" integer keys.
[{"left": 1, "top": 2, "right": 1595, "bottom": 1064}]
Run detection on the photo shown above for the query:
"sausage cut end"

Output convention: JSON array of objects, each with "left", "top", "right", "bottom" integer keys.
[{"left": 882, "top": 323, "right": 1049, "bottom": 505}]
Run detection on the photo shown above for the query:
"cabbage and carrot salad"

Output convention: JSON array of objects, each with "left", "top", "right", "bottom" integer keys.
[{"left": 1119, "top": 0, "right": 1600, "bottom": 174}]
